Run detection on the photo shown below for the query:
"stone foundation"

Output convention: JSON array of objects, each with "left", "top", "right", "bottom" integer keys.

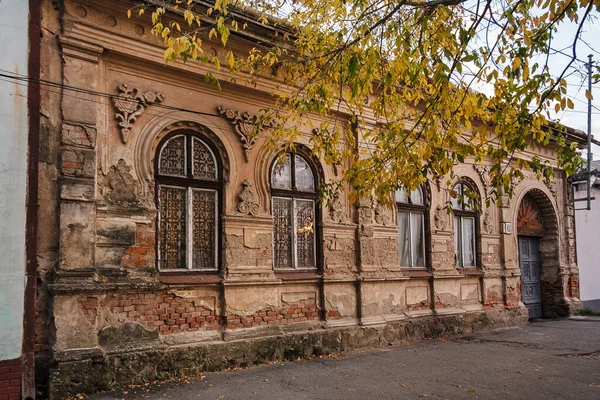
[{"left": 49, "top": 308, "right": 527, "bottom": 398}]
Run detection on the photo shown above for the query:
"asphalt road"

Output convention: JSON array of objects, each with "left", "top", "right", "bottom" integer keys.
[{"left": 89, "top": 318, "right": 600, "bottom": 400}]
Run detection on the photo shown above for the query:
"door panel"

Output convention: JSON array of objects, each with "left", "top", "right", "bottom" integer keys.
[{"left": 519, "top": 237, "right": 542, "bottom": 318}]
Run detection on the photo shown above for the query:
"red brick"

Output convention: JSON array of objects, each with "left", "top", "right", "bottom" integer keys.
[
  {"left": 8, "top": 393, "right": 20, "bottom": 400},
  {"left": 0, "top": 386, "right": 20, "bottom": 394},
  {"left": 0, "top": 367, "right": 9, "bottom": 374},
  {"left": 8, "top": 381, "right": 18, "bottom": 387},
  {"left": 0, "top": 382, "right": 8, "bottom": 388}
]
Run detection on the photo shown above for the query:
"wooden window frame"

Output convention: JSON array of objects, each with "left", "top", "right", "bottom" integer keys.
[
  {"left": 396, "top": 186, "right": 430, "bottom": 269},
  {"left": 452, "top": 180, "right": 480, "bottom": 269},
  {"left": 154, "top": 130, "right": 223, "bottom": 274},
  {"left": 270, "top": 151, "right": 322, "bottom": 272}
]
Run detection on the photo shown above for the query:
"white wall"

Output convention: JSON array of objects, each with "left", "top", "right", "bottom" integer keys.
[
  {"left": 574, "top": 181, "right": 600, "bottom": 309},
  {"left": 0, "top": 0, "right": 29, "bottom": 361}
]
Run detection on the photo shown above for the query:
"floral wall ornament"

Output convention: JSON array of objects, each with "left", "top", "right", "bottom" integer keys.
[
  {"left": 374, "top": 203, "right": 391, "bottom": 226},
  {"left": 113, "top": 84, "right": 164, "bottom": 143},
  {"left": 217, "top": 106, "right": 272, "bottom": 162},
  {"left": 104, "top": 159, "right": 140, "bottom": 206},
  {"left": 483, "top": 210, "right": 495, "bottom": 234},
  {"left": 473, "top": 164, "right": 491, "bottom": 196},
  {"left": 328, "top": 196, "right": 347, "bottom": 223},
  {"left": 544, "top": 177, "right": 557, "bottom": 196},
  {"left": 434, "top": 205, "right": 449, "bottom": 231},
  {"left": 237, "top": 179, "right": 260, "bottom": 216}
]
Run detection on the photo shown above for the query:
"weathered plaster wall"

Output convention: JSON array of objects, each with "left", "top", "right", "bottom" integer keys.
[{"left": 0, "top": 0, "right": 29, "bottom": 362}]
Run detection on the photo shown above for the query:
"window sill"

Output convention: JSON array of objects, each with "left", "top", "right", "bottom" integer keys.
[
  {"left": 275, "top": 271, "right": 321, "bottom": 281},
  {"left": 456, "top": 268, "right": 484, "bottom": 276},
  {"left": 159, "top": 272, "right": 222, "bottom": 285},
  {"left": 400, "top": 269, "right": 432, "bottom": 278}
]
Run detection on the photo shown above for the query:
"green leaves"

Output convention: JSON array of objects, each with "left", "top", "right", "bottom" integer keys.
[{"left": 135, "top": 0, "right": 590, "bottom": 205}]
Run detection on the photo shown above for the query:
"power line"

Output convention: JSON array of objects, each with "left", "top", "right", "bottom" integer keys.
[{"left": 461, "top": 6, "right": 595, "bottom": 67}]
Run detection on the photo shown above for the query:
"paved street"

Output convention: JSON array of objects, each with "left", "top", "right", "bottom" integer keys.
[{"left": 89, "top": 318, "right": 600, "bottom": 400}]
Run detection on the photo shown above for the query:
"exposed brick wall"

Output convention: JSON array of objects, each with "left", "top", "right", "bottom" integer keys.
[
  {"left": 227, "top": 301, "right": 319, "bottom": 329},
  {"left": 121, "top": 224, "right": 156, "bottom": 269},
  {"left": 0, "top": 358, "right": 21, "bottom": 400},
  {"left": 568, "top": 275, "right": 580, "bottom": 299},
  {"left": 104, "top": 292, "right": 219, "bottom": 335}
]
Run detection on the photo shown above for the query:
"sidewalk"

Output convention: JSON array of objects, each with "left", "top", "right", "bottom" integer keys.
[{"left": 88, "top": 319, "right": 600, "bottom": 400}]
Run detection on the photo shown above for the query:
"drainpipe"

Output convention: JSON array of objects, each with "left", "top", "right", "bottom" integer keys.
[{"left": 23, "top": 0, "right": 42, "bottom": 398}]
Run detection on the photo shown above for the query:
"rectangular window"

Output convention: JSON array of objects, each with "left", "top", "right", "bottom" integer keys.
[
  {"left": 273, "top": 197, "right": 316, "bottom": 269},
  {"left": 454, "top": 215, "right": 476, "bottom": 268},
  {"left": 158, "top": 185, "right": 218, "bottom": 270},
  {"left": 398, "top": 211, "right": 425, "bottom": 268}
]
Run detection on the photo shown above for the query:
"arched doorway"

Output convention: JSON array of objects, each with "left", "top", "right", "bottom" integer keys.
[{"left": 516, "top": 190, "right": 561, "bottom": 318}]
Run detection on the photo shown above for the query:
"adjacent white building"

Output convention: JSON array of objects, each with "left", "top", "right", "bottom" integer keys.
[
  {"left": 573, "top": 160, "right": 600, "bottom": 311},
  {"left": 0, "top": 0, "right": 29, "bottom": 362}
]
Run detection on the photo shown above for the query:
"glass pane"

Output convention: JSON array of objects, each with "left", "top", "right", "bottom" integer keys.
[
  {"left": 192, "top": 138, "right": 217, "bottom": 180},
  {"left": 454, "top": 215, "right": 462, "bottom": 267},
  {"left": 411, "top": 213, "right": 425, "bottom": 267},
  {"left": 271, "top": 155, "right": 292, "bottom": 190},
  {"left": 159, "top": 186, "right": 187, "bottom": 269},
  {"left": 192, "top": 189, "right": 217, "bottom": 269},
  {"left": 395, "top": 188, "right": 408, "bottom": 204},
  {"left": 410, "top": 187, "right": 423, "bottom": 205},
  {"left": 463, "top": 185, "right": 473, "bottom": 210},
  {"left": 451, "top": 184, "right": 462, "bottom": 210},
  {"left": 462, "top": 217, "right": 476, "bottom": 267},
  {"left": 296, "top": 199, "right": 316, "bottom": 268},
  {"left": 398, "top": 211, "right": 411, "bottom": 267},
  {"left": 159, "top": 135, "right": 186, "bottom": 177},
  {"left": 295, "top": 155, "right": 315, "bottom": 192},
  {"left": 273, "top": 197, "right": 293, "bottom": 268}
]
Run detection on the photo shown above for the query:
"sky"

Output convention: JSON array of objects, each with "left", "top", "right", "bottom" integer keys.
[
  {"left": 547, "top": 9, "right": 600, "bottom": 160},
  {"left": 461, "top": 0, "right": 600, "bottom": 160}
]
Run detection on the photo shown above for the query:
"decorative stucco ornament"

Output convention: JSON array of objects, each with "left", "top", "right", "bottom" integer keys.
[
  {"left": 544, "top": 177, "right": 557, "bottom": 196},
  {"left": 104, "top": 159, "right": 140, "bottom": 206},
  {"left": 434, "top": 205, "right": 449, "bottom": 231},
  {"left": 113, "top": 84, "right": 164, "bottom": 143},
  {"left": 473, "top": 164, "right": 491, "bottom": 196},
  {"left": 329, "top": 196, "right": 347, "bottom": 223},
  {"left": 483, "top": 210, "right": 495, "bottom": 234},
  {"left": 237, "top": 179, "right": 260, "bottom": 216},
  {"left": 511, "top": 174, "right": 523, "bottom": 190},
  {"left": 217, "top": 106, "right": 271, "bottom": 162},
  {"left": 374, "top": 203, "right": 391, "bottom": 226}
]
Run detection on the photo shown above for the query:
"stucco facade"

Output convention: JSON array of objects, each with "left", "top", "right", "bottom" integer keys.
[
  {"left": 34, "top": 1, "right": 583, "bottom": 397},
  {"left": 573, "top": 163, "right": 600, "bottom": 311},
  {"left": 0, "top": 1, "right": 30, "bottom": 399}
]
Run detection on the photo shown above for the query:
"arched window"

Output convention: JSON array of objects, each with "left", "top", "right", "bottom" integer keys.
[
  {"left": 270, "top": 152, "right": 318, "bottom": 269},
  {"left": 395, "top": 186, "right": 427, "bottom": 268},
  {"left": 452, "top": 180, "right": 478, "bottom": 268},
  {"left": 155, "top": 132, "right": 221, "bottom": 271}
]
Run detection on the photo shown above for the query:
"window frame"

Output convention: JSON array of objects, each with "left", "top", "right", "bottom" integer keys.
[
  {"left": 154, "top": 130, "right": 223, "bottom": 273},
  {"left": 270, "top": 151, "right": 322, "bottom": 271},
  {"left": 452, "top": 180, "right": 479, "bottom": 269},
  {"left": 395, "top": 186, "right": 430, "bottom": 269}
]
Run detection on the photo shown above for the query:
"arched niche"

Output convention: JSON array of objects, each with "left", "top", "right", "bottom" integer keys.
[{"left": 516, "top": 188, "right": 567, "bottom": 318}]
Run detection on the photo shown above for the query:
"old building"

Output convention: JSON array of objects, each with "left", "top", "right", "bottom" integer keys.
[{"left": 31, "top": 0, "right": 585, "bottom": 397}]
